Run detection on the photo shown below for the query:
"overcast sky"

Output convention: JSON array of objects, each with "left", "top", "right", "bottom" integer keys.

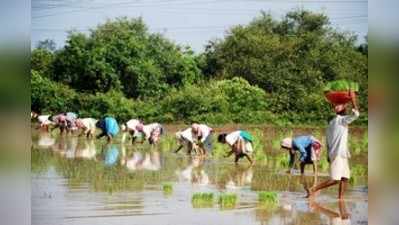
[{"left": 32, "top": 0, "right": 368, "bottom": 52}]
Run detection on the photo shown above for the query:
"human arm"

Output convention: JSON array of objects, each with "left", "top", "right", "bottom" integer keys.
[
  {"left": 341, "top": 108, "right": 360, "bottom": 125},
  {"left": 288, "top": 150, "right": 296, "bottom": 169},
  {"left": 225, "top": 149, "right": 234, "bottom": 158},
  {"left": 341, "top": 91, "right": 360, "bottom": 125}
]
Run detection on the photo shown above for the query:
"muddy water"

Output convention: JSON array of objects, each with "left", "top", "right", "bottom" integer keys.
[{"left": 31, "top": 128, "right": 368, "bottom": 225}]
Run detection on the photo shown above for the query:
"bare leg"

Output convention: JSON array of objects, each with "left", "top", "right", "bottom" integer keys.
[
  {"left": 313, "top": 161, "right": 318, "bottom": 177},
  {"left": 300, "top": 162, "right": 306, "bottom": 175},
  {"left": 306, "top": 179, "right": 339, "bottom": 198},
  {"left": 225, "top": 150, "right": 234, "bottom": 158},
  {"left": 234, "top": 154, "right": 240, "bottom": 164},
  {"left": 338, "top": 178, "right": 348, "bottom": 199},
  {"left": 107, "top": 134, "right": 112, "bottom": 143},
  {"left": 244, "top": 154, "right": 253, "bottom": 165}
]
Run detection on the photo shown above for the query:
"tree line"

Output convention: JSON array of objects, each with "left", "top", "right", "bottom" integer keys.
[{"left": 31, "top": 10, "right": 368, "bottom": 125}]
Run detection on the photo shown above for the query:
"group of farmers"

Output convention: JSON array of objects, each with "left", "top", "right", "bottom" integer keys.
[
  {"left": 31, "top": 91, "right": 359, "bottom": 199},
  {"left": 31, "top": 113, "right": 257, "bottom": 164}
]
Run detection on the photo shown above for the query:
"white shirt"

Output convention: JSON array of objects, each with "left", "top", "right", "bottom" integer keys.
[
  {"left": 225, "top": 130, "right": 253, "bottom": 153},
  {"left": 126, "top": 119, "right": 141, "bottom": 137},
  {"left": 38, "top": 115, "right": 53, "bottom": 126},
  {"left": 225, "top": 131, "right": 241, "bottom": 146},
  {"left": 326, "top": 109, "right": 359, "bottom": 161},
  {"left": 126, "top": 119, "right": 140, "bottom": 130},
  {"left": 193, "top": 124, "right": 212, "bottom": 143},
  {"left": 142, "top": 123, "right": 161, "bottom": 139},
  {"left": 178, "top": 128, "right": 194, "bottom": 143},
  {"left": 80, "top": 118, "right": 97, "bottom": 130}
]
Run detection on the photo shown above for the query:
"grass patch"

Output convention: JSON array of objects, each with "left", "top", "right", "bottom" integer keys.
[
  {"left": 192, "top": 192, "right": 214, "bottom": 208},
  {"left": 162, "top": 183, "right": 173, "bottom": 195},
  {"left": 258, "top": 191, "right": 278, "bottom": 207},
  {"left": 218, "top": 193, "right": 237, "bottom": 209}
]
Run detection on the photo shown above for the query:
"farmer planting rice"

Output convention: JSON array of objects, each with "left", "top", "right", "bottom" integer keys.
[
  {"left": 281, "top": 135, "right": 322, "bottom": 175},
  {"left": 65, "top": 112, "right": 79, "bottom": 133},
  {"left": 218, "top": 130, "right": 254, "bottom": 165},
  {"left": 34, "top": 114, "right": 54, "bottom": 131},
  {"left": 121, "top": 119, "right": 142, "bottom": 144},
  {"left": 191, "top": 123, "right": 213, "bottom": 155},
  {"left": 175, "top": 127, "right": 203, "bottom": 155},
  {"left": 96, "top": 116, "right": 120, "bottom": 143},
  {"left": 75, "top": 118, "right": 98, "bottom": 138},
  {"left": 306, "top": 92, "right": 359, "bottom": 199},
  {"left": 51, "top": 113, "right": 68, "bottom": 134},
  {"left": 135, "top": 122, "right": 164, "bottom": 145}
]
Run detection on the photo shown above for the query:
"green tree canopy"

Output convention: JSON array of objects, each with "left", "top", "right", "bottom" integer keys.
[
  {"left": 50, "top": 17, "right": 200, "bottom": 99},
  {"left": 201, "top": 10, "right": 368, "bottom": 115}
]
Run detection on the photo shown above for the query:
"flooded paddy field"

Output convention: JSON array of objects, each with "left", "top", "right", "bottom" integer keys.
[{"left": 31, "top": 126, "right": 368, "bottom": 225}]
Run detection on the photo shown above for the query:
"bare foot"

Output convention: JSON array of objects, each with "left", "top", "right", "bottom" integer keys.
[{"left": 305, "top": 187, "right": 315, "bottom": 199}]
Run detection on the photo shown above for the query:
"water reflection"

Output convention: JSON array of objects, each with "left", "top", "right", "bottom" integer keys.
[
  {"left": 121, "top": 146, "right": 161, "bottom": 171},
  {"left": 309, "top": 200, "right": 351, "bottom": 225},
  {"left": 75, "top": 139, "right": 97, "bottom": 159},
  {"left": 37, "top": 130, "right": 55, "bottom": 148},
  {"left": 176, "top": 156, "right": 209, "bottom": 185},
  {"left": 103, "top": 144, "right": 120, "bottom": 166},
  {"left": 32, "top": 132, "right": 367, "bottom": 225},
  {"left": 225, "top": 166, "right": 253, "bottom": 189}
]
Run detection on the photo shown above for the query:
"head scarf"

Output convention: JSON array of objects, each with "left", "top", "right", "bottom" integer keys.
[{"left": 281, "top": 137, "right": 293, "bottom": 149}]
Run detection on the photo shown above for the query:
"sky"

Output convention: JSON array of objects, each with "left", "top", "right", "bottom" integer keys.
[{"left": 31, "top": 0, "right": 368, "bottom": 53}]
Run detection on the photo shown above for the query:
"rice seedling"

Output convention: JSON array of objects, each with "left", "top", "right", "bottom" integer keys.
[
  {"left": 212, "top": 142, "right": 227, "bottom": 159},
  {"left": 258, "top": 191, "right": 278, "bottom": 204},
  {"left": 258, "top": 191, "right": 279, "bottom": 209},
  {"left": 252, "top": 129, "right": 267, "bottom": 162},
  {"left": 218, "top": 193, "right": 237, "bottom": 209},
  {"left": 162, "top": 183, "right": 173, "bottom": 195},
  {"left": 274, "top": 154, "right": 289, "bottom": 169},
  {"left": 191, "top": 192, "right": 214, "bottom": 208}
]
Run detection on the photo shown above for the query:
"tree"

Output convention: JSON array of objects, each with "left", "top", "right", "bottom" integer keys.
[
  {"left": 51, "top": 17, "right": 200, "bottom": 99},
  {"left": 31, "top": 48, "right": 55, "bottom": 78},
  {"left": 202, "top": 10, "right": 368, "bottom": 119}
]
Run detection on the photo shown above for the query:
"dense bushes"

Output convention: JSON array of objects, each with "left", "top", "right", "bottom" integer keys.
[
  {"left": 31, "top": 10, "right": 368, "bottom": 125},
  {"left": 44, "top": 17, "right": 200, "bottom": 99},
  {"left": 201, "top": 10, "right": 368, "bottom": 121},
  {"left": 31, "top": 72, "right": 278, "bottom": 123}
]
